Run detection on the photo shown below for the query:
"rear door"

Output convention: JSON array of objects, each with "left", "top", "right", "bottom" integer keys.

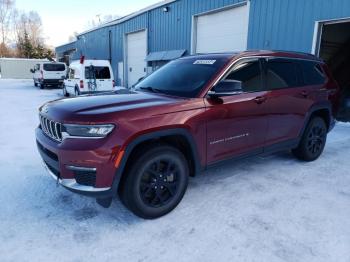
[
  {"left": 85, "top": 66, "right": 113, "bottom": 91},
  {"left": 205, "top": 58, "right": 269, "bottom": 164},
  {"left": 43, "top": 63, "right": 66, "bottom": 79},
  {"left": 262, "top": 58, "right": 317, "bottom": 146}
]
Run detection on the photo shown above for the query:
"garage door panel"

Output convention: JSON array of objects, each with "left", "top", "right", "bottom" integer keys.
[
  {"left": 195, "top": 5, "right": 249, "bottom": 54},
  {"left": 126, "top": 30, "right": 147, "bottom": 87}
]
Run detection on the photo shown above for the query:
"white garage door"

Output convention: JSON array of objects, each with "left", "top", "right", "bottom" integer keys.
[
  {"left": 126, "top": 30, "right": 147, "bottom": 87},
  {"left": 194, "top": 4, "right": 249, "bottom": 53}
]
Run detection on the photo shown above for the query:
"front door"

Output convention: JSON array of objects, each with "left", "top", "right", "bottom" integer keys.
[{"left": 205, "top": 58, "right": 269, "bottom": 164}]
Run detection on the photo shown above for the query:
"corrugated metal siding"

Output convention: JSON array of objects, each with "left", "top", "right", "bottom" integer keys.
[
  {"left": 248, "top": 0, "right": 350, "bottom": 53},
  {"left": 148, "top": 0, "right": 246, "bottom": 53},
  {"left": 56, "top": 0, "right": 246, "bottom": 80},
  {"left": 56, "top": 41, "right": 77, "bottom": 56}
]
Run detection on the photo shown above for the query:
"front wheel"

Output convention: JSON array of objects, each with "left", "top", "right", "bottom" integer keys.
[
  {"left": 62, "top": 85, "right": 69, "bottom": 97},
  {"left": 119, "top": 145, "right": 189, "bottom": 219},
  {"left": 292, "top": 117, "right": 327, "bottom": 161},
  {"left": 74, "top": 87, "right": 80, "bottom": 97}
]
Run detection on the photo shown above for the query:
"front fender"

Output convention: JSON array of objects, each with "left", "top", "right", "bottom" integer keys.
[{"left": 110, "top": 128, "right": 202, "bottom": 195}]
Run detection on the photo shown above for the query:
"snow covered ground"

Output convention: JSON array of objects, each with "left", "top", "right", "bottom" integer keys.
[{"left": 0, "top": 79, "right": 350, "bottom": 262}]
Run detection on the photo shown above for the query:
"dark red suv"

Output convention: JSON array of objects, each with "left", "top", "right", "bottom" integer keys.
[{"left": 36, "top": 51, "right": 339, "bottom": 219}]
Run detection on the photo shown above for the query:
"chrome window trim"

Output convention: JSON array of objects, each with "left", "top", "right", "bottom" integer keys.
[{"left": 207, "top": 55, "right": 323, "bottom": 96}]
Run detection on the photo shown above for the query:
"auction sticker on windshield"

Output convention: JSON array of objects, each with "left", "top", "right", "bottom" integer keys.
[{"left": 193, "top": 60, "right": 216, "bottom": 65}]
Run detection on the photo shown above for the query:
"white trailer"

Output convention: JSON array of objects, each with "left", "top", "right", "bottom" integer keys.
[{"left": 0, "top": 58, "right": 49, "bottom": 79}]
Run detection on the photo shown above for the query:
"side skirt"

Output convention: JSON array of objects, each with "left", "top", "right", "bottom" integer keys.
[{"left": 205, "top": 138, "right": 299, "bottom": 171}]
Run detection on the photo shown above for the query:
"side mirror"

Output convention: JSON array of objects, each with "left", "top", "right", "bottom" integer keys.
[
  {"left": 30, "top": 69, "right": 35, "bottom": 73},
  {"left": 208, "top": 80, "right": 243, "bottom": 97},
  {"left": 132, "top": 76, "right": 146, "bottom": 89}
]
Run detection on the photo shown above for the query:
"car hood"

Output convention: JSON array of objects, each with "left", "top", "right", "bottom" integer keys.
[{"left": 39, "top": 91, "right": 183, "bottom": 122}]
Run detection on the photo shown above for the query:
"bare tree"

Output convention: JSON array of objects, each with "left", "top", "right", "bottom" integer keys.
[
  {"left": 68, "top": 31, "right": 79, "bottom": 42},
  {"left": 13, "top": 10, "right": 43, "bottom": 45},
  {"left": 0, "top": 1, "right": 52, "bottom": 58},
  {"left": 85, "top": 14, "right": 120, "bottom": 30},
  {"left": 0, "top": 0, "right": 14, "bottom": 43},
  {"left": 26, "top": 11, "right": 42, "bottom": 46}
]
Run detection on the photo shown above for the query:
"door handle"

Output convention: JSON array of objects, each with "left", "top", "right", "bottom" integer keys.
[
  {"left": 301, "top": 90, "right": 309, "bottom": 98},
  {"left": 254, "top": 96, "right": 267, "bottom": 104}
]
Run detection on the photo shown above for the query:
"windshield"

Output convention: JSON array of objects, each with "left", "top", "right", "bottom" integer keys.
[
  {"left": 43, "top": 63, "right": 65, "bottom": 71},
  {"left": 135, "top": 57, "right": 229, "bottom": 98}
]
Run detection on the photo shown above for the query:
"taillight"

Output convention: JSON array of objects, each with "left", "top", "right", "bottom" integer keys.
[
  {"left": 80, "top": 80, "right": 84, "bottom": 89},
  {"left": 80, "top": 55, "right": 85, "bottom": 64},
  {"left": 112, "top": 80, "right": 115, "bottom": 88}
]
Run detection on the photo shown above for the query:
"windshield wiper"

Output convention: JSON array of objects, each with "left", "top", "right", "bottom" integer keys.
[{"left": 138, "top": 86, "right": 162, "bottom": 94}]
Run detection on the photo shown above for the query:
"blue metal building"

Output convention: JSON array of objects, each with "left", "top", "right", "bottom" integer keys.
[{"left": 56, "top": 0, "right": 350, "bottom": 91}]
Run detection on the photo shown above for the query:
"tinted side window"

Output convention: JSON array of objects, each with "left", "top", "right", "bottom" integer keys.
[
  {"left": 226, "top": 60, "right": 262, "bottom": 92},
  {"left": 265, "top": 59, "right": 298, "bottom": 90},
  {"left": 299, "top": 61, "right": 326, "bottom": 86}
]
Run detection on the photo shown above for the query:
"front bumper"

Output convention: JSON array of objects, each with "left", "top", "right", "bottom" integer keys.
[
  {"left": 36, "top": 127, "right": 120, "bottom": 198},
  {"left": 43, "top": 161, "right": 111, "bottom": 193}
]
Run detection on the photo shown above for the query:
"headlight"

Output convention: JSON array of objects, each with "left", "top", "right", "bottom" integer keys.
[{"left": 62, "top": 124, "right": 115, "bottom": 138}]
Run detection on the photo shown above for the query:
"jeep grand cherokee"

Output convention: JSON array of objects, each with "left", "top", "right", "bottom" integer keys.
[{"left": 36, "top": 51, "right": 339, "bottom": 219}]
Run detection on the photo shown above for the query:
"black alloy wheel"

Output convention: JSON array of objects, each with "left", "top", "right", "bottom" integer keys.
[
  {"left": 140, "top": 158, "right": 180, "bottom": 208},
  {"left": 292, "top": 117, "right": 327, "bottom": 161},
  {"left": 119, "top": 145, "right": 189, "bottom": 219},
  {"left": 306, "top": 124, "right": 326, "bottom": 156}
]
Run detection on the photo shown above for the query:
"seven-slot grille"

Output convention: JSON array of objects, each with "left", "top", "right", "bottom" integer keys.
[{"left": 39, "top": 115, "right": 62, "bottom": 142}]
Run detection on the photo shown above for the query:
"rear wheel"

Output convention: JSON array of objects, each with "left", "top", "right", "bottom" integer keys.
[
  {"left": 292, "top": 117, "right": 327, "bottom": 161},
  {"left": 39, "top": 83, "right": 44, "bottom": 89},
  {"left": 119, "top": 145, "right": 189, "bottom": 219}
]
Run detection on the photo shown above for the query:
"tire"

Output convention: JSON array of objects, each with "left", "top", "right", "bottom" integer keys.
[
  {"left": 119, "top": 145, "right": 189, "bottom": 219},
  {"left": 62, "top": 85, "right": 69, "bottom": 97},
  {"left": 40, "top": 83, "right": 44, "bottom": 89},
  {"left": 34, "top": 81, "right": 38, "bottom": 87},
  {"left": 74, "top": 87, "right": 80, "bottom": 97},
  {"left": 292, "top": 117, "right": 327, "bottom": 161}
]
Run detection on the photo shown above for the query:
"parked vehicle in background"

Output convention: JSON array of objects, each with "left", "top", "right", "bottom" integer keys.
[
  {"left": 63, "top": 58, "right": 115, "bottom": 97},
  {"left": 36, "top": 51, "right": 340, "bottom": 219},
  {"left": 32, "top": 62, "right": 67, "bottom": 89}
]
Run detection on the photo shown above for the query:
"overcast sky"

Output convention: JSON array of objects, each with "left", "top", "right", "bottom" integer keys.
[{"left": 15, "top": 0, "right": 161, "bottom": 47}]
